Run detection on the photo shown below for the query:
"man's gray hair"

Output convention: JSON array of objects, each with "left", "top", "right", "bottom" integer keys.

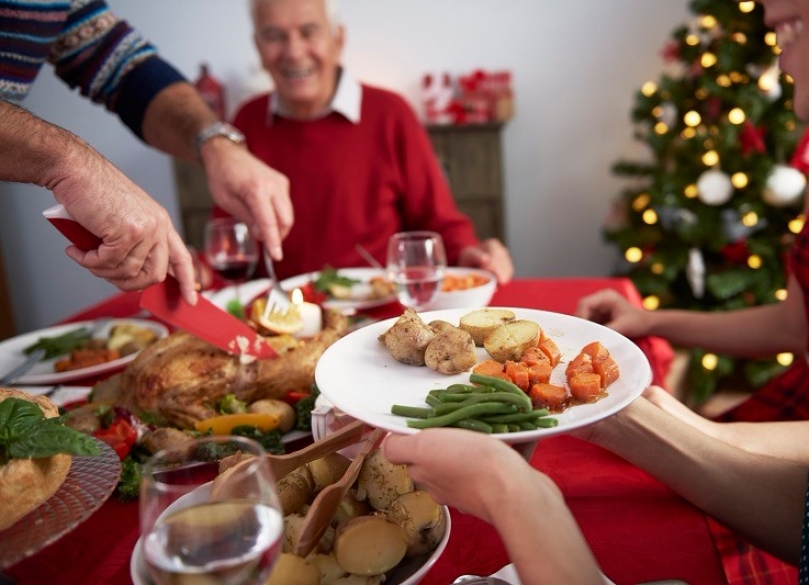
[{"left": 250, "top": 0, "right": 341, "bottom": 32}]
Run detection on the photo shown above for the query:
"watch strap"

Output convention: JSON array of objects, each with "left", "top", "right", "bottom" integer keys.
[{"left": 195, "top": 122, "right": 246, "bottom": 157}]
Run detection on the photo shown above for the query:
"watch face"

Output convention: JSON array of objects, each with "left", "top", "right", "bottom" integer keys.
[{"left": 196, "top": 123, "right": 245, "bottom": 155}]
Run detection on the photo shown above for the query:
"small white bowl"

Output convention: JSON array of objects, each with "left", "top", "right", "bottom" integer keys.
[{"left": 428, "top": 267, "right": 497, "bottom": 310}]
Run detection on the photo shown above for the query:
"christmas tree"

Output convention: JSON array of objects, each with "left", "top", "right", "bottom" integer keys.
[{"left": 606, "top": 0, "right": 808, "bottom": 403}]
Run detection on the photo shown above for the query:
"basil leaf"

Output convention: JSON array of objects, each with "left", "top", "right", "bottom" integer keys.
[{"left": 0, "top": 397, "right": 101, "bottom": 462}]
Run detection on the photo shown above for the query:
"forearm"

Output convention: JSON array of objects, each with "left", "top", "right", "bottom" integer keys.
[
  {"left": 491, "top": 471, "right": 604, "bottom": 585},
  {"left": 0, "top": 101, "right": 95, "bottom": 190},
  {"left": 139, "top": 82, "right": 219, "bottom": 162},
  {"left": 645, "top": 288, "right": 805, "bottom": 356},
  {"left": 593, "top": 399, "right": 806, "bottom": 563}
]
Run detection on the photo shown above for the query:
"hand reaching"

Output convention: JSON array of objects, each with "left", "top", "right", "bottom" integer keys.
[
  {"left": 200, "top": 140, "right": 294, "bottom": 262},
  {"left": 575, "top": 288, "right": 651, "bottom": 338},
  {"left": 458, "top": 238, "right": 514, "bottom": 284}
]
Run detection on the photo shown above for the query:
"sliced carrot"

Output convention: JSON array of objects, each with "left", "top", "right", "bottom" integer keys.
[
  {"left": 568, "top": 372, "right": 602, "bottom": 402},
  {"left": 473, "top": 359, "right": 505, "bottom": 376},
  {"left": 505, "top": 360, "right": 531, "bottom": 391},
  {"left": 527, "top": 362, "right": 553, "bottom": 385},
  {"left": 565, "top": 352, "right": 594, "bottom": 376},
  {"left": 538, "top": 337, "right": 562, "bottom": 367},
  {"left": 580, "top": 341, "right": 609, "bottom": 361},
  {"left": 593, "top": 356, "right": 620, "bottom": 388},
  {"left": 520, "top": 346, "right": 549, "bottom": 366},
  {"left": 529, "top": 383, "right": 568, "bottom": 410}
]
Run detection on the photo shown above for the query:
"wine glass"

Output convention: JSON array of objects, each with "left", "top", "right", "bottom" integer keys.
[
  {"left": 139, "top": 435, "right": 282, "bottom": 585},
  {"left": 204, "top": 218, "right": 259, "bottom": 303},
  {"left": 386, "top": 231, "right": 447, "bottom": 310}
]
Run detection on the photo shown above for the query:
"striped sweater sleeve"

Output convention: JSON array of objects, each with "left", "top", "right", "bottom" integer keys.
[{"left": 51, "top": 0, "right": 186, "bottom": 138}]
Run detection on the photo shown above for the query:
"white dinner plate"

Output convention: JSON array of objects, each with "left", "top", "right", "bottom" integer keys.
[
  {"left": 315, "top": 308, "right": 652, "bottom": 443},
  {"left": 206, "top": 269, "right": 397, "bottom": 313},
  {"left": 0, "top": 319, "right": 169, "bottom": 385}
]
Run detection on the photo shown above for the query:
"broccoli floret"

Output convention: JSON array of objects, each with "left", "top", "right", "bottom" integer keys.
[
  {"left": 294, "top": 383, "right": 321, "bottom": 431},
  {"left": 117, "top": 456, "right": 142, "bottom": 502},
  {"left": 231, "top": 425, "right": 285, "bottom": 454},
  {"left": 218, "top": 393, "right": 248, "bottom": 414}
]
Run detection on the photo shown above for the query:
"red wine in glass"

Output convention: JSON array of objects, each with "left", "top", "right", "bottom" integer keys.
[{"left": 204, "top": 219, "right": 259, "bottom": 298}]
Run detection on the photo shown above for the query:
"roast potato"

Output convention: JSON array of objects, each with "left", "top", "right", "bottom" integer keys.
[
  {"left": 248, "top": 398, "right": 296, "bottom": 433},
  {"left": 356, "top": 448, "right": 414, "bottom": 510},
  {"left": 333, "top": 516, "right": 408, "bottom": 576},
  {"left": 384, "top": 490, "right": 447, "bottom": 557},
  {"left": 483, "top": 319, "right": 541, "bottom": 362},
  {"left": 267, "top": 552, "right": 320, "bottom": 585},
  {"left": 459, "top": 308, "right": 516, "bottom": 345}
]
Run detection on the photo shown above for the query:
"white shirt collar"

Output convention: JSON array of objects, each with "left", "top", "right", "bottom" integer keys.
[{"left": 268, "top": 69, "right": 362, "bottom": 124}]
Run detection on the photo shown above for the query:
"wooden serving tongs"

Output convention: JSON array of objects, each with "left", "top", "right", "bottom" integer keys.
[
  {"left": 292, "top": 425, "right": 385, "bottom": 558},
  {"left": 211, "top": 420, "right": 386, "bottom": 558}
]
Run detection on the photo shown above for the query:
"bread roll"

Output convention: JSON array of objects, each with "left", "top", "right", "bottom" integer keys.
[{"left": 0, "top": 388, "right": 72, "bottom": 531}]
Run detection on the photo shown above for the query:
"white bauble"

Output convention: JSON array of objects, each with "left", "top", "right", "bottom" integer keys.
[
  {"left": 658, "top": 102, "right": 678, "bottom": 127},
  {"left": 763, "top": 165, "right": 807, "bottom": 207},
  {"left": 696, "top": 169, "right": 734, "bottom": 206}
]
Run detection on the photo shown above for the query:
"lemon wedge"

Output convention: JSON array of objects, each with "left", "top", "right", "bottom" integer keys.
[{"left": 256, "top": 303, "right": 304, "bottom": 335}]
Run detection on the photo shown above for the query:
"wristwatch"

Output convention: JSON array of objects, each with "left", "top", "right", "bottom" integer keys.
[{"left": 195, "top": 122, "right": 246, "bottom": 157}]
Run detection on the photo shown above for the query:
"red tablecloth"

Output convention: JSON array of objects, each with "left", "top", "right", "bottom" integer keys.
[{"left": 6, "top": 277, "right": 736, "bottom": 584}]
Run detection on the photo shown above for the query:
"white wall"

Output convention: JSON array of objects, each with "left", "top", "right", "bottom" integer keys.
[{"left": 0, "top": 0, "right": 691, "bottom": 333}]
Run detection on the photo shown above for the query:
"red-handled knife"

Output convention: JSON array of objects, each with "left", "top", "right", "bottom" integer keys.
[{"left": 43, "top": 204, "right": 276, "bottom": 359}]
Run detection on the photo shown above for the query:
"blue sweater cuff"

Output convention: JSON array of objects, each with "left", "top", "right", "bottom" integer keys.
[{"left": 117, "top": 57, "right": 187, "bottom": 140}]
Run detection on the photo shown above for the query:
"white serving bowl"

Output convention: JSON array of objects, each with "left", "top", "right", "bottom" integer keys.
[{"left": 428, "top": 267, "right": 497, "bottom": 310}]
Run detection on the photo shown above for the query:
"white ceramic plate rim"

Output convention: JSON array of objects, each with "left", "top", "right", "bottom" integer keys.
[
  {"left": 281, "top": 267, "right": 396, "bottom": 310},
  {"left": 0, "top": 319, "right": 169, "bottom": 385},
  {"left": 315, "top": 307, "right": 652, "bottom": 443}
]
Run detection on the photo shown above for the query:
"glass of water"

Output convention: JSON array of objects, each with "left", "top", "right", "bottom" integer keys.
[
  {"left": 386, "top": 231, "right": 447, "bottom": 310},
  {"left": 139, "top": 436, "right": 282, "bottom": 585}
]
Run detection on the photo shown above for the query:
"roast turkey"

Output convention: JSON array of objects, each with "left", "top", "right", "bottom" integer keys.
[{"left": 94, "top": 310, "right": 348, "bottom": 428}]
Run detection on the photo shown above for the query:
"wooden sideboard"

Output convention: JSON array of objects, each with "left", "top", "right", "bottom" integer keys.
[
  {"left": 426, "top": 122, "right": 506, "bottom": 242},
  {"left": 172, "top": 122, "right": 507, "bottom": 250}
]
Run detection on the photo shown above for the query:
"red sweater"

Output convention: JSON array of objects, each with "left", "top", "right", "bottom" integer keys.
[{"left": 229, "top": 84, "right": 479, "bottom": 281}]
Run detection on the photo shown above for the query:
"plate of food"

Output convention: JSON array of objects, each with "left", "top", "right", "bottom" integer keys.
[
  {"left": 281, "top": 267, "right": 397, "bottom": 312},
  {"left": 0, "top": 389, "right": 121, "bottom": 570},
  {"left": 315, "top": 307, "right": 652, "bottom": 443},
  {"left": 0, "top": 319, "right": 168, "bottom": 385}
]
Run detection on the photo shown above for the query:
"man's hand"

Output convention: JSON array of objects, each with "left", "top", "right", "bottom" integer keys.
[
  {"left": 52, "top": 154, "right": 198, "bottom": 304},
  {"left": 458, "top": 238, "right": 514, "bottom": 284},
  {"left": 200, "top": 139, "right": 293, "bottom": 261}
]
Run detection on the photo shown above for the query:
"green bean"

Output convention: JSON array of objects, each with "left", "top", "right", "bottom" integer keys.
[
  {"left": 490, "top": 423, "right": 509, "bottom": 434},
  {"left": 432, "top": 397, "right": 521, "bottom": 417},
  {"left": 467, "top": 373, "right": 533, "bottom": 412},
  {"left": 447, "top": 383, "right": 488, "bottom": 393},
  {"left": 424, "top": 394, "right": 442, "bottom": 408},
  {"left": 535, "top": 417, "right": 559, "bottom": 428},
  {"left": 451, "top": 418, "right": 493, "bottom": 433},
  {"left": 507, "top": 424, "right": 521, "bottom": 433},
  {"left": 479, "top": 409, "right": 551, "bottom": 424},
  {"left": 390, "top": 404, "right": 433, "bottom": 419},
  {"left": 518, "top": 421, "right": 538, "bottom": 431},
  {"left": 436, "top": 392, "right": 495, "bottom": 403},
  {"left": 406, "top": 402, "right": 517, "bottom": 429}
]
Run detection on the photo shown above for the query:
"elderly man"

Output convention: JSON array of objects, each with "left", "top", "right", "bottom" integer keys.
[
  {"left": 1, "top": 0, "right": 293, "bottom": 303},
  {"left": 227, "top": 0, "right": 514, "bottom": 283}
]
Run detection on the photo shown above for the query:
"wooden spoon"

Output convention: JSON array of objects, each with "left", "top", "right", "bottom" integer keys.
[{"left": 293, "top": 427, "right": 385, "bottom": 558}]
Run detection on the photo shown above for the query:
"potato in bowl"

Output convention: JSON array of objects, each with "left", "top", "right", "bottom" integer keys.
[{"left": 429, "top": 267, "right": 496, "bottom": 310}]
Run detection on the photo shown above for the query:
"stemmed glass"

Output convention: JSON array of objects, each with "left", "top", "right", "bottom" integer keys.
[
  {"left": 139, "top": 435, "right": 282, "bottom": 585},
  {"left": 204, "top": 218, "right": 259, "bottom": 303},
  {"left": 386, "top": 231, "right": 447, "bottom": 310}
]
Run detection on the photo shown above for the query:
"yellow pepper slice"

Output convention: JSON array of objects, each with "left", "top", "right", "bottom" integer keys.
[{"left": 194, "top": 412, "right": 282, "bottom": 435}]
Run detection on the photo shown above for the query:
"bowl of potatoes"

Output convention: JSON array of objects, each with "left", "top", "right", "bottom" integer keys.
[
  {"left": 429, "top": 267, "right": 496, "bottom": 311},
  {"left": 267, "top": 440, "right": 451, "bottom": 585}
]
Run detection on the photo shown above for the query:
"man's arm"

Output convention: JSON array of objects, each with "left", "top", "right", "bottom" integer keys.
[
  {"left": 138, "top": 82, "right": 293, "bottom": 261},
  {"left": 0, "top": 100, "right": 197, "bottom": 302}
]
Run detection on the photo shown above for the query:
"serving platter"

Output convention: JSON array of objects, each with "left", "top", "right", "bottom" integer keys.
[
  {"left": 0, "top": 437, "right": 121, "bottom": 570},
  {"left": 315, "top": 307, "right": 652, "bottom": 443},
  {"left": 0, "top": 319, "right": 168, "bottom": 385}
]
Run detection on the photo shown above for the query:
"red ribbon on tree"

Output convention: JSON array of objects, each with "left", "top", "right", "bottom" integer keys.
[
  {"left": 790, "top": 126, "right": 809, "bottom": 173},
  {"left": 739, "top": 120, "right": 766, "bottom": 156}
]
